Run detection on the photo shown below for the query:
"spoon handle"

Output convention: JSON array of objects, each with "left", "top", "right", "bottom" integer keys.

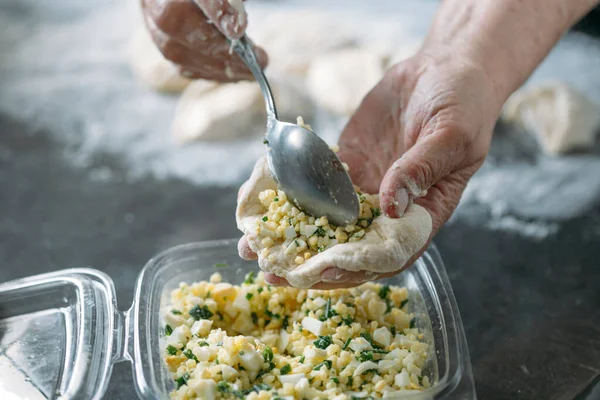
[{"left": 230, "top": 36, "right": 278, "bottom": 122}]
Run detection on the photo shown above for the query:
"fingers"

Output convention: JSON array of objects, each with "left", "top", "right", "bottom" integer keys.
[
  {"left": 141, "top": 0, "right": 267, "bottom": 82},
  {"left": 336, "top": 67, "right": 408, "bottom": 194},
  {"left": 379, "top": 117, "right": 472, "bottom": 218},
  {"left": 237, "top": 236, "right": 257, "bottom": 260},
  {"left": 193, "top": 0, "right": 247, "bottom": 40}
]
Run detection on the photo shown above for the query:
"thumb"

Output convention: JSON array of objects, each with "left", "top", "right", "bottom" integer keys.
[{"left": 379, "top": 124, "right": 468, "bottom": 218}]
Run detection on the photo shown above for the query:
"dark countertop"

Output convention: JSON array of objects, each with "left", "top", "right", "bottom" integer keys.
[
  {"left": 1, "top": 1, "right": 600, "bottom": 399},
  {"left": 2, "top": 107, "right": 600, "bottom": 400}
]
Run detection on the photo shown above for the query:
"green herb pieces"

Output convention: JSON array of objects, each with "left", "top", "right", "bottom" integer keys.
[
  {"left": 273, "top": 197, "right": 279, "bottom": 202},
  {"left": 189, "top": 305, "right": 213, "bottom": 320},
  {"left": 299, "top": 356, "right": 305, "bottom": 363},
  {"left": 282, "top": 316, "right": 289, "bottom": 330},
  {"left": 314, "top": 226, "right": 327, "bottom": 237},
  {"left": 183, "top": 349, "right": 198, "bottom": 362},
  {"left": 360, "top": 332, "right": 382, "bottom": 349},
  {"left": 246, "top": 293, "right": 254, "bottom": 300},
  {"left": 262, "top": 346, "right": 274, "bottom": 362},
  {"left": 313, "top": 360, "right": 332, "bottom": 371},
  {"left": 280, "top": 364, "right": 292, "bottom": 375},
  {"left": 313, "top": 335, "right": 333, "bottom": 350},
  {"left": 175, "top": 372, "right": 190, "bottom": 388},
  {"left": 262, "top": 216, "right": 268, "bottom": 222},
  {"left": 171, "top": 310, "right": 182, "bottom": 315},
  {"left": 165, "top": 324, "right": 173, "bottom": 336},
  {"left": 217, "top": 381, "right": 231, "bottom": 393},
  {"left": 166, "top": 345, "right": 178, "bottom": 355},
  {"left": 372, "top": 207, "right": 382, "bottom": 217},
  {"left": 378, "top": 285, "right": 391, "bottom": 299},
  {"left": 342, "top": 338, "right": 352, "bottom": 350},
  {"left": 257, "top": 287, "right": 264, "bottom": 293},
  {"left": 331, "top": 377, "right": 340, "bottom": 384},
  {"left": 342, "top": 315, "right": 355, "bottom": 326},
  {"left": 198, "top": 341, "right": 209, "bottom": 347},
  {"left": 263, "top": 139, "right": 269, "bottom": 145},
  {"left": 357, "top": 351, "right": 374, "bottom": 362},
  {"left": 244, "top": 271, "right": 256, "bottom": 285},
  {"left": 409, "top": 317, "right": 416, "bottom": 329},
  {"left": 251, "top": 312, "right": 258, "bottom": 325},
  {"left": 400, "top": 299, "right": 409, "bottom": 308}
]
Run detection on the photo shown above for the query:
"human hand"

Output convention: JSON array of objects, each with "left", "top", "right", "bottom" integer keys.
[
  {"left": 238, "top": 48, "right": 503, "bottom": 289},
  {"left": 140, "top": 0, "right": 268, "bottom": 82}
]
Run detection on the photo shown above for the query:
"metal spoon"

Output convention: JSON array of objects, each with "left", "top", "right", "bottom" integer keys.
[{"left": 230, "top": 36, "right": 360, "bottom": 226}]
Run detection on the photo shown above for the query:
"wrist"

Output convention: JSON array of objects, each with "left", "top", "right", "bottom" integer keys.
[{"left": 425, "top": 0, "right": 599, "bottom": 103}]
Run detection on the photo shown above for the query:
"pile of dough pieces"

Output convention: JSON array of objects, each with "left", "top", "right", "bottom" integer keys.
[
  {"left": 502, "top": 82, "right": 600, "bottom": 155},
  {"left": 236, "top": 156, "right": 432, "bottom": 289},
  {"left": 128, "top": 8, "right": 423, "bottom": 143}
]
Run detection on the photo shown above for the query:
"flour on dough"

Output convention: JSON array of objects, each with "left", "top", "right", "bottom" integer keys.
[
  {"left": 306, "top": 48, "right": 387, "bottom": 116},
  {"left": 503, "top": 82, "right": 600, "bottom": 155},
  {"left": 128, "top": 27, "right": 191, "bottom": 93},
  {"left": 172, "top": 80, "right": 312, "bottom": 143},
  {"left": 236, "top": 157, "right": 432, "bottom": 289}
]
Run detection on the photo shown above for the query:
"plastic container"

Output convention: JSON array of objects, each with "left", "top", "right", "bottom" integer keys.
[{"left": 0, "top": 239, "right": 475, "bottom": 399}]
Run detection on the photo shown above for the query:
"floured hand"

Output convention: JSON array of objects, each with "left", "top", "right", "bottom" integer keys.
[{"left": 238, "top": 49, "right": 501, "bottom": 288}]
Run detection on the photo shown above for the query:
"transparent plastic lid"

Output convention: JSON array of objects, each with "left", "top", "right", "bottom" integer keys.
[{"left": 0, "top": 240, "right": 475, "bottom": 399}]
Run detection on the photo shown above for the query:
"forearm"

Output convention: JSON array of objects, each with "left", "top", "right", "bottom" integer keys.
[{"left": 424, "top": 0, "right": 599, "bottom": 106}]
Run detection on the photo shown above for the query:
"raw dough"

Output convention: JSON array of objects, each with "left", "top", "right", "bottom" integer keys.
[
  {"left": 503, "top": 82, "right": 600, "bottom": 155},
  {"left": 306, "top": 48, "right": 387, "bottom": 116},
  {"left": 128, "top": 27, "right": 191, "bottom": 93},
  {"left": 172, "top": 80, "right": 312, "bottom": 143},
  {"left": 247, "top": 9, "right": 357, "bottom": 77},
  {"left": 236, "top": 157, "right": 433, "bottom": 289},
  {"left": 172, "top": 80, "right": 260, "bottom": 143}
]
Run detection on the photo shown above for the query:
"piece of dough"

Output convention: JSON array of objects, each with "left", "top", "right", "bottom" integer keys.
[
  {"left": 503, "top": 82, "right": 600, "bottom": 154},
  {"left": 172, "top": 80, "right": 312, "bottom": 143},
  {"left": 306, "top": 48, "right": 387, "bottom": 116},
  {"left": 247, "top": 9, "right": 357, "bottom": 77},
  {"left": 236, "top": 157, "right": 433, "bottom": 289},
  {"left": 172, "top": 80, "right": 260, "bottom": 143},
  {"left": 128, "top": 27, "right": 191, "bottom": 93}
]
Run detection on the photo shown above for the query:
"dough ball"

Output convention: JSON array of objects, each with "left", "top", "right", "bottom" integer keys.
[
  {"left": 171, "top": 80, "right": 312, "bottom": 143},
  {"left": 503, "top": 82, "right": 600, "bottom": 155},
  {"left": 236, "top": 157, "right": 433, "bottom": 289},
  {"left": 172, "top": 80, "right": 260, "bottom": 143},
  {"left": 247, "top": 9, "right": 357, "bottom": 77},
  {"left": 128, "top": 27, "right": 191, "bottom": 93},
  {"left": 306, "top": 48, "right": 387, "bottom": 116}
]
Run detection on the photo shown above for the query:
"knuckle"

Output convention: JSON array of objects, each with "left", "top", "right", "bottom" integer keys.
[{"left": 152, "top": 0, "right": 191, "bottom": 35}]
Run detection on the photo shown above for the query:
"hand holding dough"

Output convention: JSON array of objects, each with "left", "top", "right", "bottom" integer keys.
[{"left": 236, "top": 157, "right": 432, "bottom": 289}]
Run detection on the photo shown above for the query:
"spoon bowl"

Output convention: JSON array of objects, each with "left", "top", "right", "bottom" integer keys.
[
  {"left": 231, "top": 36, "right": 360, "bottom": 226},
  {"left": 265, "top": 121, "right": 360, "bottom": 226}
]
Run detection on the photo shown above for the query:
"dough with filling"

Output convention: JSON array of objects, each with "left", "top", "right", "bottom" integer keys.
[
  {"left": 236, "top": 157, "right": 433, "bottom": 289},
  {"left": 128, "top": 27, "right": 191, "bottom": 93},
  {"left": 306, "top": 48, "right": 387, "bottom": 115},
  {"left": 503, "top": 82, "right": 600, "bottom": 154}
]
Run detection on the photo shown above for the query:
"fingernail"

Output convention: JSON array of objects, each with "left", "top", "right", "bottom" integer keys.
[{"left": 393, "top": 188, "right": 409, "bottom": 217}]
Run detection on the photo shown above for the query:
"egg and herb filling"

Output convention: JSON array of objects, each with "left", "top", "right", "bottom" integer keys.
[
  {"left": 163, "top": 271, "right": 431, "bottom": 400},
  {"left": 255, "top": 189, "right": 381, "bottom": 265}
]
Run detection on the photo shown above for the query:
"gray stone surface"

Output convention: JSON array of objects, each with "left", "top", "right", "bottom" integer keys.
[{"left": 1, "top": 1, "right": 600, "bottom": 399}]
